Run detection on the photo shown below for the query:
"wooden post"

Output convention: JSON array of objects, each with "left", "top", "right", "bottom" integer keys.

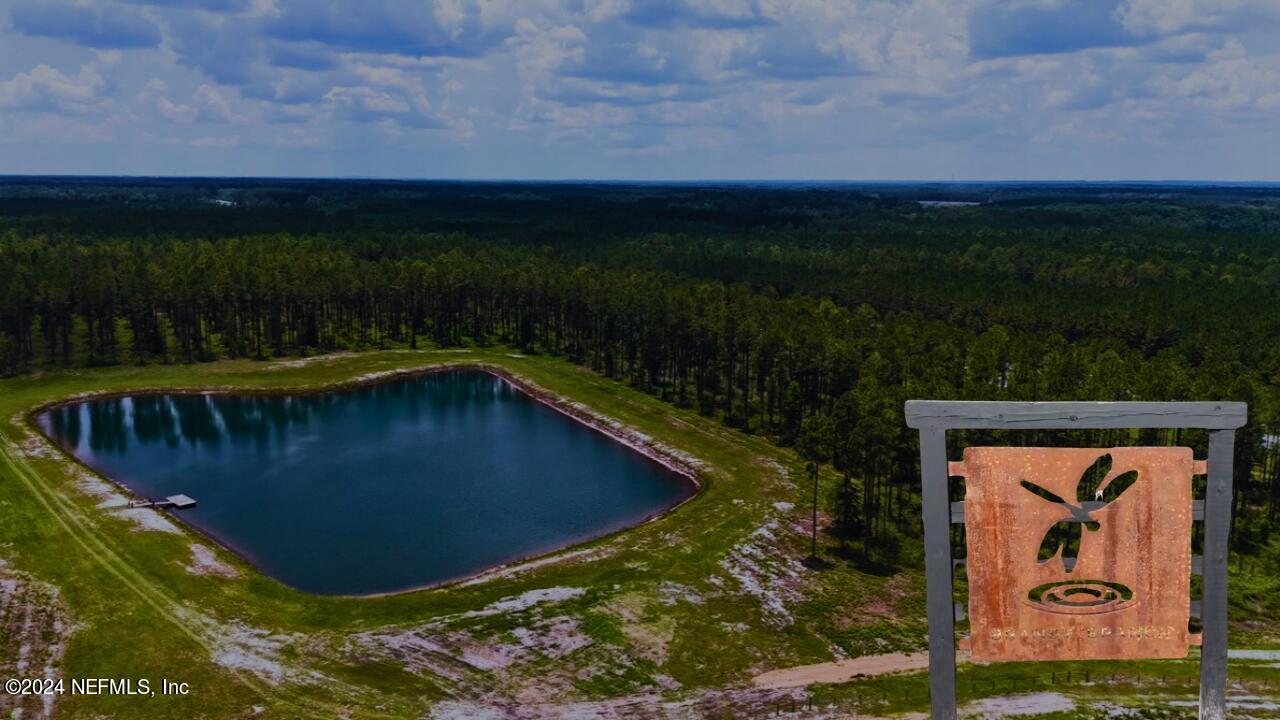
[
  {"left": 919, "top": 427, "right": 956, "bottom": 720},
  {"left": 1200, "top": 429, "right": 1235, "bottom": 720}
]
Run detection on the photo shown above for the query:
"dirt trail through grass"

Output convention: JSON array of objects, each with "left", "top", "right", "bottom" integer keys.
[
  {"left": 0, "top": 564, "right": 69, "bottom": 719},
  {"left": 0, "top": 434, "right": 389, "bottom": 718}
]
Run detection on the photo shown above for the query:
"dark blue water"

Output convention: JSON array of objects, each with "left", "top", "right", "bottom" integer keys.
[{"left": 37, "top": 371, "right": 693, "bottom": 595}]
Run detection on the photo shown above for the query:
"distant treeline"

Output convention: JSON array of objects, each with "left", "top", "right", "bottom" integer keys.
[{"left": 3, "top": 182, "right": 1280, "bottom": 560}]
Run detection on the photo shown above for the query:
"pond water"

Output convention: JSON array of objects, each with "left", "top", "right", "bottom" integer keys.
[{"left": 37, "top": 370, "right": 694, "bottom": 595}]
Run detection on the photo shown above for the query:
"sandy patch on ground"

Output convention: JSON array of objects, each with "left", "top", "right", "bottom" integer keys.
[
  {"left": 354, "top": 369, "right": 412, "bottom": 383},
  {"left": 350, "top": 586, "right": 592, "bottom": 692},
  {"left": 185, "top": 544, "right": 240, "bottom": 578},
  {"left": 265, "top": 352, "right": 356, "bottom": 370},
  {"left": 428, "top": 696, "right": 688, "bottom": 720},
  {"left": 13, "top": 433, "right": 60, "bottom": 460},
  {"left": 510, "top": 616, "right": 593, "bottom": 659},
  {"left": 460, "top": 549, "right": 607, "bottom": 587},
  {"left": 621, "top": 616, "right": 676, "bottom": 665},
  {"left": 700, "top": 459, "right": 807, "bottom": 629},
  {"left": 428, "top": 687, "right": 842, "bottom": 720},
  {"left": 352, "top": 613, "right": 592, "bottom": 694},
  {"left": 963, "top": 692, "right": 1074, "bottom": 717},
  {"left": 200, "top": 620, "right": 312, "bottom": 685},
  {"left": 0, "top": 567, "right": 73, "bottom": 720},
  {"left": 717, "top": 518, "right": 806, "bottom": 626},
  {"left": 1169, "top": 692, "right": 1280, "bottom": 712},
  {"left": 468, "top": 587, "right": 587, "bottom": 617},
  {"left": 113, "top": 507, "right": 182, "bottom": 534},
  {"left": 352, "top": 629, "right": 496, "bottom": 685},
  {"left": 603, "top": 592, "right": 677, "bottom": 665},
  {"left": 75, "top": 470, "right": 128, "bottom": 508},
  {"left": 656, "top": 581, "right": 703, "bottom": 607},
  {"left": 1229, "top": 649, "right": 1280, "bottom": 660}
]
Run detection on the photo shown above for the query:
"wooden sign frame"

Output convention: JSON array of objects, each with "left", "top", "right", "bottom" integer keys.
[{"left": 905, "top": 401, "right": 1247, "bottom": 720}]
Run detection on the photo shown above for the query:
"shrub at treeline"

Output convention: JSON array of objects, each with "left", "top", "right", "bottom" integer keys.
[{"left": 2, "top": 182, "right": 1280, "bottom": 562}]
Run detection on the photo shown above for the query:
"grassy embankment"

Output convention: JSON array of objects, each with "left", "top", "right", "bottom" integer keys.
[
  {"left": 1, "top": 348, "right": 1277, "bottom": 719},
  {"left": 0, "top": 348, "right": 925, "bottom": 718}
]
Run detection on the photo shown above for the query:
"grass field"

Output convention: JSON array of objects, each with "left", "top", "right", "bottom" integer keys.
[{"left": 1, "top": 348, "right": 1277, "bottom": 719}]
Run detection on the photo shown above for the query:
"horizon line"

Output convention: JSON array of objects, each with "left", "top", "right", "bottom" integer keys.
[{"left": 2, "top": 173, "right": 1279, "bottom": 186}]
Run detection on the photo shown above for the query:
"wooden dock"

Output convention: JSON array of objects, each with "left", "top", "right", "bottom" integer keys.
[
  {"left": 164, "top": 494, "right": 197, "bottom": 508},
  {"left": 129, "top": 494, "right": 197, "bottom": 509}
]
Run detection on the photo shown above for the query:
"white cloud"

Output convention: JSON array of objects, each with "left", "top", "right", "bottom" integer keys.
[
  {"left": 138, "top": 78, "right": 196, "bottom": 122},
  {"left": 1118, "top": 0, "right": 1280, "bottom": 37},
  {"left": 324, "top": 85, "right": 410, "bottom": 116},
  {"left": 1149, "top": 40, "right": 1280, "bottom": 111},
  {"left": 0, "top": 62, "right": 110, "bottom": 113},
  {"left": 194, "top": 83, "right": 249, "bottom": 123}
]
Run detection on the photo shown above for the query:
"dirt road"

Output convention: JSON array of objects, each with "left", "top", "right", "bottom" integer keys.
[{"left": 752, "top": 651, "right": 933, "bottom": 689}]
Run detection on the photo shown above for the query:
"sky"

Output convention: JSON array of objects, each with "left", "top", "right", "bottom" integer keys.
[{"left": 0, "top": 0, "right": 1278, "bottom": 181}]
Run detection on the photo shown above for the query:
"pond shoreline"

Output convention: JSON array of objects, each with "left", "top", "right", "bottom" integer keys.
[{"left": 23, "top": 359, "right": 706, "bottom": 598}]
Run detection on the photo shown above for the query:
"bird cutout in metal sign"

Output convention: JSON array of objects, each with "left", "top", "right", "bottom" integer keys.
[
  {"left": 952, "top": 446, "right": 1196, "bottom": 662},
  {"left": 1018, "top": 454, "right": 1140, "bottom": 614}
]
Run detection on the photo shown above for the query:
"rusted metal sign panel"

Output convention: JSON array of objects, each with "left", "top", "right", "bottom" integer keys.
[{"left": 955, "top": 447, "right": 1195, "bottom": 662}]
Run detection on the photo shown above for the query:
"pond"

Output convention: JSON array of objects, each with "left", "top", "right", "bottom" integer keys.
[{"left": 36, "top": 370, "right": 695, "bottom": 595}]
